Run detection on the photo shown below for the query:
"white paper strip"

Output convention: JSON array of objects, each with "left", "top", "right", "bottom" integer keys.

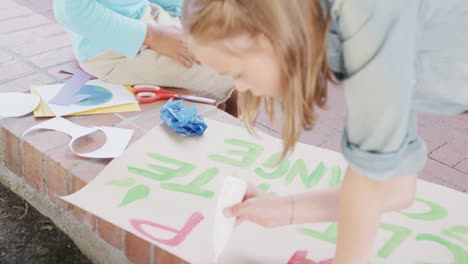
[{"left": 212, "top": 176, "right": 247, "bottom": 262}]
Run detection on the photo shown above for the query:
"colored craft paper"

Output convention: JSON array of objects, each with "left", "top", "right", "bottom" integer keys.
[
  {"left": 22, "top": 117, "right": 134, "bottom": 159},
  {"left": 30, "top": 85, "right": 140, "bottom": 117},
  {"left": 48, "top": 68, "right": 93, "bottom": 105},
  {"left": 59, "top": 65, "right": 84, "bottom": 75},
  {"left": 61, "top": 119, "right": 468, "bottom": 263},
  {"left": 34, "top": 80, "right": 138, "bottom": 116},
  {"left": 0, "top": 92, "right": 40, "bottom": 117}
]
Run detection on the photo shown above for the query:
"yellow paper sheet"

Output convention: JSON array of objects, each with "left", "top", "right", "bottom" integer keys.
[{"left": 31, "top": 85, "right": 140, "bottom": 117}]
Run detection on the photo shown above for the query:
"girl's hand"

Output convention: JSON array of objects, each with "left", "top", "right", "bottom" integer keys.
[
  {"left": 224, "top": 184, "right": 293, "bottom": 228},
  {"left": 144, "top": 24, "right": 199, "bottom": 67}
]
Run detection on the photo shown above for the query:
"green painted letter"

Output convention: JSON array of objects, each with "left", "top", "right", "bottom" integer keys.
[
  {"left": 129, "top": 152, "right": 196, "bottom": 181},
  {"left": 400, "top": 198, "right": 448, "bottom": 221},
  {"left": 255, "top": 152, "right": 290, "bottom": 180},
  {"left": 118, "top": 184, "right": 150, "bottom": 207},
  {"left": 160, "top": 168, "right": 220, "bottom": 198},
  {"left": 416, "top": 234, "right": 468, "bottom": 264},
  {"left": 208, "top": 139, "right": 264, "bottom": 169},
  {"left": 328, "top": 166, "right": 342, "bottom": 187},
  {"left": 297, "top": 223, "right": 337, "bottom": 244},
  {"left": 442, "top": 226, "right": 468, "bottom": 246},
  {"left": 378, "top": 224, "right": 412, "bottom": 258},
  {"left": 285, "top": 160, "right": 328, "bottom": 188}
]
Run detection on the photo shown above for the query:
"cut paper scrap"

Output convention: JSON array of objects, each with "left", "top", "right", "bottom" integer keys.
[
  {"left": 34, "top": 79, "right": 138, "bottom": 116},
  {"left": 22, "top": 117, "right": 134, "bottom": 159},
  {"left": 48, "top": 67, "right": 93, "bottom": 105},
  {"left": 212, "top": 176, "right": 247, "bottom": 262},
  {"left": 0, "top": 92, "right": 40, "bottom": 117},
  {"left": 31, "top": 85, "right": 140, "bottom": 117}
]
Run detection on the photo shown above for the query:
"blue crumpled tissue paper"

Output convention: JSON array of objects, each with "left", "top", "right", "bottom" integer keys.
[{"left": 160, "top": 99, "right": 207, "bottom": 136}]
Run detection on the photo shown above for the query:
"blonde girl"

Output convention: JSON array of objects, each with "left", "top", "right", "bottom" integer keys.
[{"left": 182, "top": 0, "right": 468, "bottom": 263}]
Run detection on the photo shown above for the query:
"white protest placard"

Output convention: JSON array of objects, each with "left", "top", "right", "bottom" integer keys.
[{"left": 62, "top": 119, "right": 468, "bottom": 263}]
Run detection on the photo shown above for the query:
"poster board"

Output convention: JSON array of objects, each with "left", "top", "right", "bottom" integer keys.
[{"left": 62, "top": 119, "right": 468, "bottom": 263}]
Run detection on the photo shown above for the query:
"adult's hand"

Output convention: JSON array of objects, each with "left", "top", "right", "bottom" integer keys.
[{"left": 144, "top": 24, "right": 199, "bottom": 67}]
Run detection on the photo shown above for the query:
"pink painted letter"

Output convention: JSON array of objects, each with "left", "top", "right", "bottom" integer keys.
[{"left": 130, "top": 212, "right": 203, "bottom": 247}]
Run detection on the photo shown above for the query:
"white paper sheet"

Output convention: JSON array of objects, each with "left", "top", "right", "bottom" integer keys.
[
  {"left": 34, "top": 80, "right": 137, "bottom": 116},
  {"left": 22, "top": 117, "right": 134, "bottom": 159},
  {"left": 71, "top": 126, "right": 134, "bottom": 158},
  {"left": 0, "top": 92, "right": 40, "bottom": 117},
  {"left": 212, "top": 176, "right": 247, "bottom": 262},
  {"left": 61, "top": 119, "right": 468, "bottom": 263}
]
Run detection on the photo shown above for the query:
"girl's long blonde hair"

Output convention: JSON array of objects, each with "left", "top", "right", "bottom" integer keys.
[{"left": 182, "top": 0, "right": 333, "bottom": 158}]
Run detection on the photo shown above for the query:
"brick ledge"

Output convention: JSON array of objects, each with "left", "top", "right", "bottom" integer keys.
[{"left": 0, "top": 163, "right": 130, "bottom": 264}]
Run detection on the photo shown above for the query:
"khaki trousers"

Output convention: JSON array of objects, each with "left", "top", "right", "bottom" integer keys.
[{"left": 79, "top": 4, "right": 234, "bottom": 104}]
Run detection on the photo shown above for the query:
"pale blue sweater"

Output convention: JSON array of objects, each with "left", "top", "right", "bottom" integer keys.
[{"left": 54, "top": 0, "right": 183, "bottom": 61}]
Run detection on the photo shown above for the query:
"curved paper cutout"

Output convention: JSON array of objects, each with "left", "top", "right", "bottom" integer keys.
[
  {"left": 70, "top": 126, "right": 134, "bottom": 158},
  {"left": 22, "top": 116, "right": 96, "bottom": 139},
  {"left": 22, "top": 117, "right": 133, "bottom": 159},
  {"left": 0, "top": 93, "right": 40, "bottom": 117}
]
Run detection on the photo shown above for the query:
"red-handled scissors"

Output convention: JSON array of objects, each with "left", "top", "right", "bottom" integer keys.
[{"left": 131, "top": 84, "right": 217, "bottom": 105}]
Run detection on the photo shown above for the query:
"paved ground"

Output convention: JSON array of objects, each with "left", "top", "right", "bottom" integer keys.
[
  {"left": 13, "top": 0, "right": 54, "bottom": 20},
  {"left": 0, "top": 0, "right": 467, "bottom": 264}
]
